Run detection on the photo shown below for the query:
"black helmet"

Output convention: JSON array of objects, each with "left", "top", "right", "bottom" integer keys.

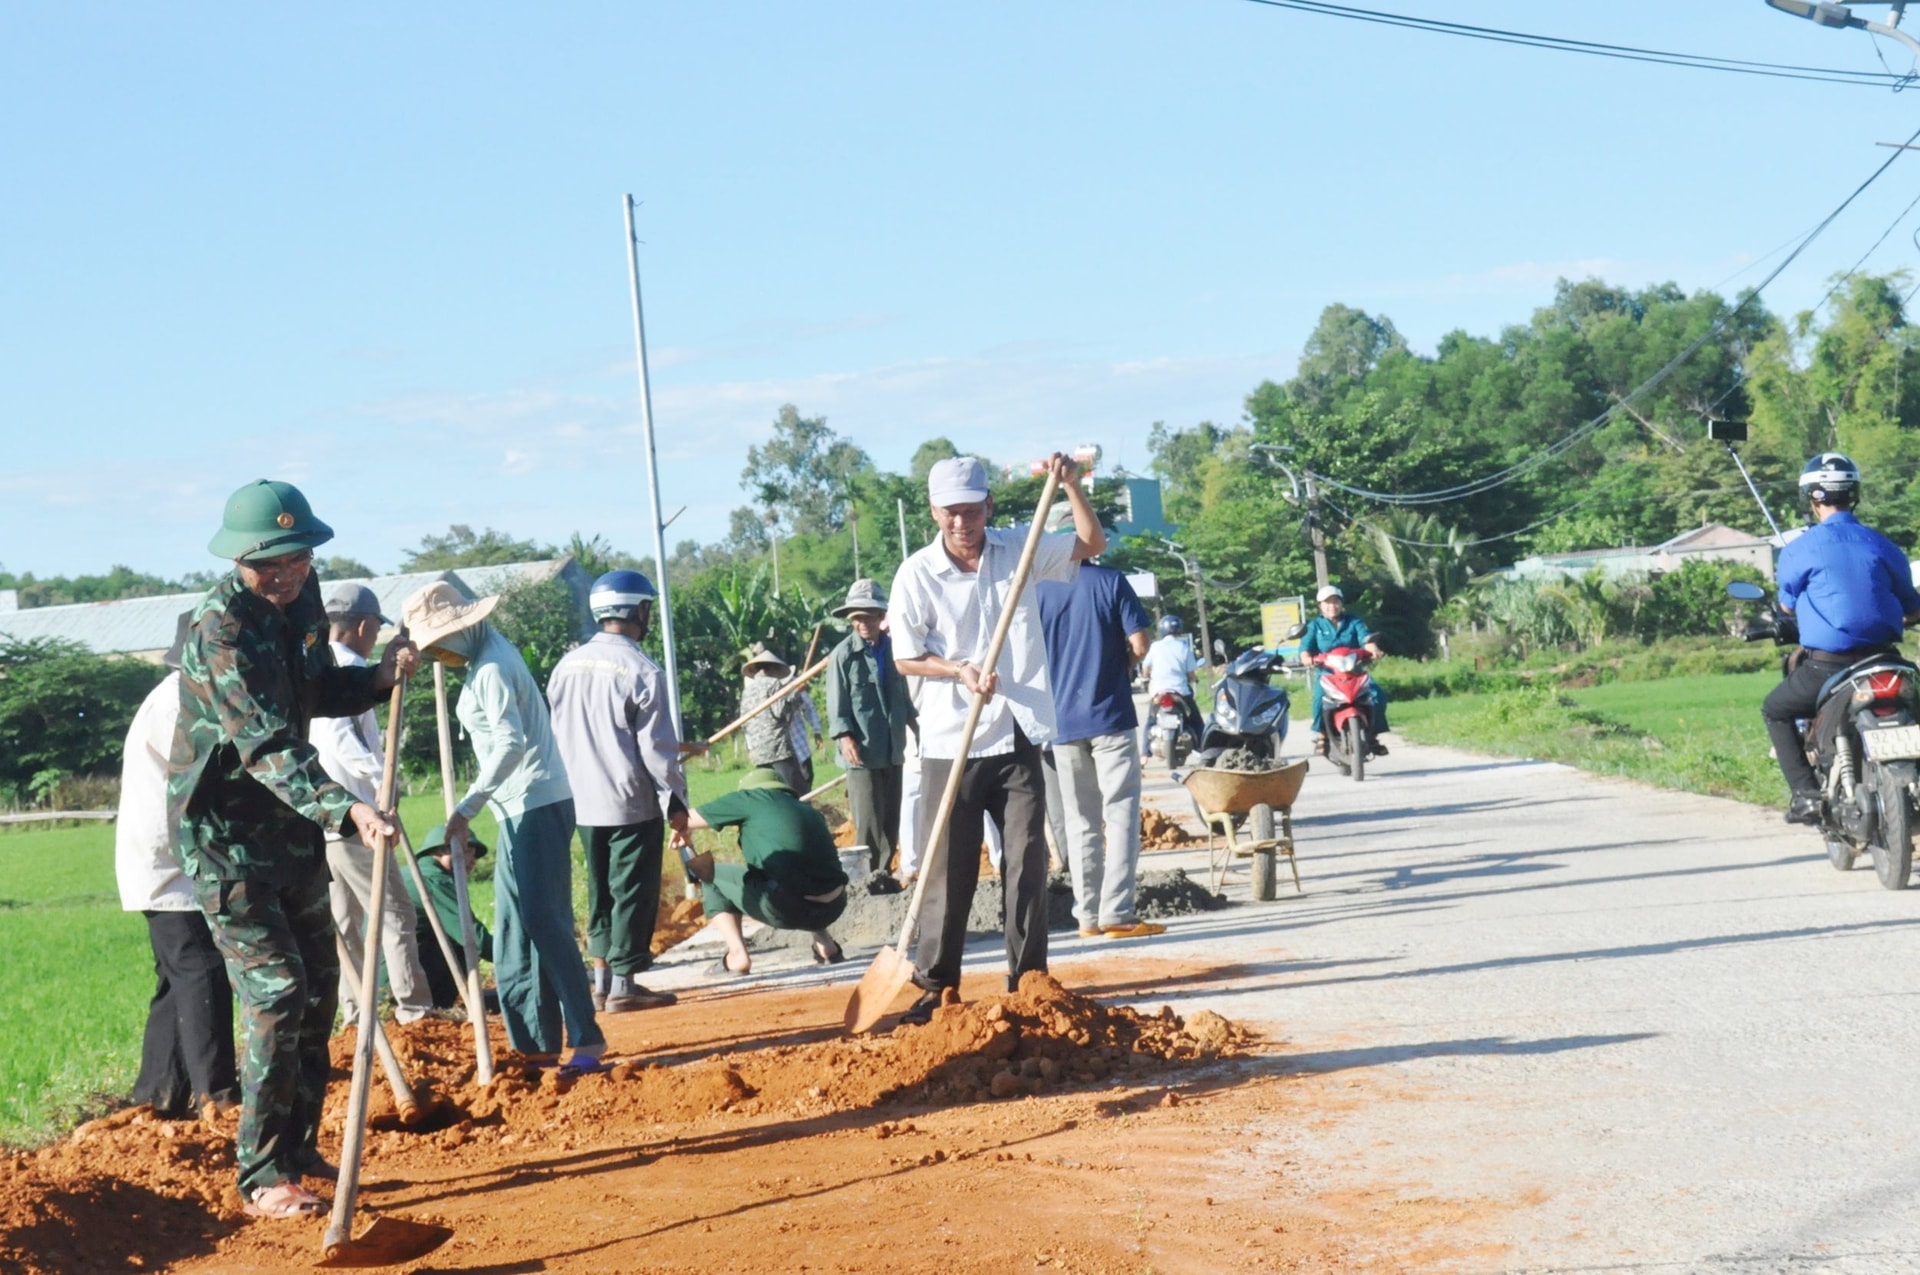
[
  {"left": 1157, "top": 615, "right": 1183, "bottom": 636},
  {"left": 1799, "top": 452, "right": 1861, "bottom": 505}
]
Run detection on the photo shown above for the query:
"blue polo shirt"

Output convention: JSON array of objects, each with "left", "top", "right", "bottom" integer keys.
[
  {"left": 1777, "top": 512, "right": 1920, "bottom": 653},
  {"left": 1037, "top": 564, "right": 1152, "bottom": 744}
]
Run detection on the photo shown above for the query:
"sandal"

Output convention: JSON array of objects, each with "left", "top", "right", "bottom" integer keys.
[
  {"left": 245, "top": 1180, "right": 328, "bottom": 1219},
  {"left": 708, "top": 956, "right": 752, "bottom": 977},
  {"left": 811, "top": 938, "right": 846, "bottom": 965}
]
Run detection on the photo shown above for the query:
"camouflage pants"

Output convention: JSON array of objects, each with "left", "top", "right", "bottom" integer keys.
[{"left": 195, "top": 858, "right": 337, "bottom": 1198}]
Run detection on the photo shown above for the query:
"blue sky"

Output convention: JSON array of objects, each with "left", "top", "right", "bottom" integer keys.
[{"left": 7, "top": 2, "right": 1920, "bottom": 578}]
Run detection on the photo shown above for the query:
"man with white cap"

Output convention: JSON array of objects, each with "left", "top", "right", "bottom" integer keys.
[
  {"left": 889, "top": 452, "right": 1105, "bottom": 1025},
  {"left": 403, "top": 581, "right": 604, "bottom": 1066},
  {"left": 1300, "top": 583, "right": 1389, "bottom": 756},
  {"left": 547, "top": 569, "right": 688, "bottom": 1014},
  {"left": 312, "top": 581, "right": 435, "bottom": 1024}
]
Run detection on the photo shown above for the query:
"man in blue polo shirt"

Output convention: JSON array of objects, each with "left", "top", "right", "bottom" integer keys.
[
  {"left": 1038, "top": 553, "right": 1159, "bottom": 939},
  {"left": 1766, "top": 453, "right": 1920, "bottom": 824}
]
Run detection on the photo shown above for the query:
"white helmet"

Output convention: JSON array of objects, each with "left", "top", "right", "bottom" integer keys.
[{"left": 1799, "top": 452, "right": 1861, "bottom": 504}]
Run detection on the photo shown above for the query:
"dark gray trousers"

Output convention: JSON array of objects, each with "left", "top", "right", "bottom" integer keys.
[
  {"left": 847, "top": 764, "right": 904, "bottom": 873},
  {"left": 914, "top": 726, "right": 1050, "bottom": 992},
  {"left": 133, "top": 909, "right": 239, "bottom": 1117}
]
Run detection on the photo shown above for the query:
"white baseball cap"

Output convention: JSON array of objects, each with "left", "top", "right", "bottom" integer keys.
[
  {"left": 927, "top": 456, "right": 991, "bottom": 506},
  {"left": 1316, "top": 584, "right": 1344, "bottom": 602}
]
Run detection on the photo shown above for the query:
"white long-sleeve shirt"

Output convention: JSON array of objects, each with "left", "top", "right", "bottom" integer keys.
[
  {"left": 115, "top": 672, "right": 195, "bottom": 912},
  {"left": 310, "top": 642, "right": 385, "bottom": 835}
]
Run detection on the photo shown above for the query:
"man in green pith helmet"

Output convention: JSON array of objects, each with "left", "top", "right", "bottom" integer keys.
[{"left": 168, "top": 479, "right": 418, "bottom": 1220}]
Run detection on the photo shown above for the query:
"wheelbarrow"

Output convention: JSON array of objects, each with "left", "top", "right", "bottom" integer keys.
[{"left": 1179, "top": 760, "right": 1308, "bottom": 900}]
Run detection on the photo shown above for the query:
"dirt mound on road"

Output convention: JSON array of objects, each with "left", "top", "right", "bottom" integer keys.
[{"left": 1141, "top": 806, "right": 1203, "bottom": 849}]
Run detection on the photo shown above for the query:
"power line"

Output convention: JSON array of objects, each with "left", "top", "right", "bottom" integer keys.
[
  {"left": 1240, "top": 0, "right": 1915, "bottom": 89},
  {"left": 1322, "top": 469, "right": 1647, "bottom": 550},
  {"left": 1307, "top": 115, "right": 1920, "bottom": 508}
]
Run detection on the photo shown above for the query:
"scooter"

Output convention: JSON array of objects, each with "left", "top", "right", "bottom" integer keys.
[
  {"left": 1148, "top": 690, "right": 1198, "bottom": 767},
  {"left": 1310, "top": 646, "right": 1384, "bottom": 782},
  {"left": 1193, "top": 641, "right": 1294, "bottom": 771},
  {"left": 1729, "top": 580, "right": 1920, "bottom": 889}
]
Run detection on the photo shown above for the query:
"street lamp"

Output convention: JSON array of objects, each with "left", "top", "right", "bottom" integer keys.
[{"left": 1765, "top": 1, "right": 1920, "bottom": 58}]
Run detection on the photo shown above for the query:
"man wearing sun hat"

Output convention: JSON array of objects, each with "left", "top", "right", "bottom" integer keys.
[
  {"left": 169, "top": 479, "right": 417, "bottom": 1219},
  {"left": 739, "top": 643, "right": 808, "bottom": 795},
  {"left": 888, "top": 452, "right": 1105, "bottom": 1025},
  {"left": 402, "top": 580, "right": 603, "bottom": 1066},
  {"left": 825, "top": 578, "right": 915, "bottom": 881}
]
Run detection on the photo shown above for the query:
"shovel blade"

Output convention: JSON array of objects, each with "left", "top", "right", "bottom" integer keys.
[
  {"left": 318, "top": 1215, "right": 454, "bottom": 1268},
  {"left": 844, "top": 946, "right": 915, "bottom": 1034}
]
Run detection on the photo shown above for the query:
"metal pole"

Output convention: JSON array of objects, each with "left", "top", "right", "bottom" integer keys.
[
  {"left": 897, "top": 498, "right": 910, "bottom": 558},
  {"left": 1191, "top": 561, "right": 1215, "bottom": 676},
  {"left": 850, "top": 503, "right": 861, "bottom": 577},
  {"left": 623, "top": 194, "right": 684, "bottom": 738},
  {"left": 1724, "top": 442, "right": 1785, "bottom": 541}
]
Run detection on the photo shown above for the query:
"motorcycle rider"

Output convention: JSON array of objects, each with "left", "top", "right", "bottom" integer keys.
[
  {"left": 1139, "top": 614, "right": 1203, "bottom": 761},
  {"left": 1301, "top": 584, "right": 1388, "bottom": 757},
  {"left": 1763, "top": 453, "right": 1920, "bottom": 825}
]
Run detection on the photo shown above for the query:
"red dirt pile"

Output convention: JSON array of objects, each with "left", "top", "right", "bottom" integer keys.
[
  {"left": 649, "top": 894, "right": 708, "bottom": 955},
  {"left": 1141, "top": 807, "right": 1202, "bottom": 850},
  {"left": 0, "top": 978, "right": 1244, "bottom": 1274}
]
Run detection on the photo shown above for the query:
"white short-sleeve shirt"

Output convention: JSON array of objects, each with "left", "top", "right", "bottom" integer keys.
[{"left": 889, "top": 525, "right": 1078, "bottom": 759}]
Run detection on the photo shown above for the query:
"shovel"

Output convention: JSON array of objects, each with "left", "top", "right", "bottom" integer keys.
[
  {"left": 844, "top": 470, "right": 1061, "bottom": 1034},
  {"left": 331, "top": 932, "right": 423, "bottom": 1127},
  {"left": 321, "top": 668, "right": 454, "bottom": 1267}
]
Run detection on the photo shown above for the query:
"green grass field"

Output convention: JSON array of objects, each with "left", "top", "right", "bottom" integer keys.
[
  {"left": 0, "top": 755, "right": 766, "bottom": 1149},
  {"left": 1392, "top": 669, "right": 1783, "bottom": 807}
]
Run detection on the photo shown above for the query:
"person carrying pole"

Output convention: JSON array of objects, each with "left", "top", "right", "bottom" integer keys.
[
  {"left": 402, "top": 581, "right": 604, "bottom": 1066},
  {"left": 168, "top": 480, "right": 417, "bottom": 1220},
  {"left": 824, "top": 579, "right": 915, "bottom": 884},
  {"left": 312, "top": 581, "right": 436, "bottom": 1025},
  {"left": 118, "top": 612, "right": 239, "bottom": 1125},
  {"left": 887, "top": 454, "right": 1105, "bottom": 1025},
  {"left": 547, "top": 568, "right": 688, "bottom": 1014},
  {"left": 739, "top": 645, "right": 807, "bottom": 794}
]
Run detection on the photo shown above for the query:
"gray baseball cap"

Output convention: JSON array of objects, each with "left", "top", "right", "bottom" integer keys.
[
  {"left": 322, "top": 581, "right": 390, "bottom": 623},
  {"left": 927, "top": 456, "right": 991, "bottom": 506}
]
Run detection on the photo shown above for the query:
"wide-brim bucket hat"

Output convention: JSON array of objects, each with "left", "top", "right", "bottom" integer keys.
[
  {"left": 401, "top": 581, "right": 500, "bottom": 651},
  {"left": 831, "top": 578, "right": 889, "bottom": 618}
]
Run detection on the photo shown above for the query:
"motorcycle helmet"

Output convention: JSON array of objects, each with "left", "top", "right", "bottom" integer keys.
[
  {"left": 1799, "top": 452, "right": 1861, "bottom": 508},
  {"left": 1157, "top": 615, "right": 1183, "bottom": 636},
  {"left": 589, "top": 569, "right": 658, "bottom": 623}
]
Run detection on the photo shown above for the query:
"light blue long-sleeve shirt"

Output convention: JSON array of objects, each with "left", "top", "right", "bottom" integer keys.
[{"left": 454, "top": 627, "right": 571, "bottom": 822}]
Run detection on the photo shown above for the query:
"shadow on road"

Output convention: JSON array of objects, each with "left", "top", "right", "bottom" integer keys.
[{"left": 1276, "top": 1031, "right": 1660, "bottom": 1074}]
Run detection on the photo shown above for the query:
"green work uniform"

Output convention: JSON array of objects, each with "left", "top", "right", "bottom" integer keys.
[
  {"left": 696, "top": 788, "right": 850, "bottom": 933},
  {"left": 400, "top": 853, "right": 495, "bottom": 1010},
  {"left": 168, "top": 571, "right": 386, "bottom": 1198}
]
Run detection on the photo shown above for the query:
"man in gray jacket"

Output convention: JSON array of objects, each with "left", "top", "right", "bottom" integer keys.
[{"left": 547, "top": 570, "right": 689, "bottom": 1013}]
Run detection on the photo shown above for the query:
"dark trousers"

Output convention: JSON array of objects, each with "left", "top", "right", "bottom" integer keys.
[
  {"left": 582, "top": 820, "right": 665, "bottom": 977},
  {"left": 847, "top": 764, "right": 903, "bottom": 874},
  {"left": 418, "top": 914, "right": 465, "bottom": 1010},
  {"left": 767, "top": 756, "right": 810, "bottom": 796},
  {"left": 133, "top": 909, "right": 238, "bottom": 1118},
  {"left": 914, "top": 726, "right": 1050, "bottom": 992},
  {"left": 195, "top": 859, "right": 336, "bottom": 1196},
  {"left": 1764, "top": 650, "right": 1862, "bottom": 795}
]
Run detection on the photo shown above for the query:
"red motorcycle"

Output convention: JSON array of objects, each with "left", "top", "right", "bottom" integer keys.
[{"left": 1311, "top": 646, "right": 1382, "bottom": 781}]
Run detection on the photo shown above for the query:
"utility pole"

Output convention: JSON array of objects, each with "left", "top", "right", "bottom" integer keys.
[
  {"left": 848, "top": 500, "right": 861, "bottom": 578},
  {"left": 1161, "top": 539, "right": 1215, "bottom": 671},
  {"left": 1303, "top": 472, "right": 1331, "bottom": 594},
  {"left": 897, "top": 498, "right": 910, "bottom": 558},
  {"left": 621, "top": 194, "right": 684, "bottom": 738}
]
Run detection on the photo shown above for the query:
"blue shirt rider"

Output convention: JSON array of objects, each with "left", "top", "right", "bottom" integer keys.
[
  {"left": 1765, "top": 452, "right": 1920, "bottom": 825},
  {"left": 1298, "top": 584, "right": 1389, "bottom": 757}
]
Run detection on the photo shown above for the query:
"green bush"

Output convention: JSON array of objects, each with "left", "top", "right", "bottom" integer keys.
[{"left": 0, "top": 639, "right": 165, "bottom": 807}]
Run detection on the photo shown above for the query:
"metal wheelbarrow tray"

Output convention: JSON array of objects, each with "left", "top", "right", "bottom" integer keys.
[{"left": 1179, "top": 759, "right": 1308, "bottom": 898}]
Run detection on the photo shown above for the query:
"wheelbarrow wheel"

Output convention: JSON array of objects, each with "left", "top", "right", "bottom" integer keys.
[{"left": 1249, "top": 804, "right": 1277, "bottom": 901}]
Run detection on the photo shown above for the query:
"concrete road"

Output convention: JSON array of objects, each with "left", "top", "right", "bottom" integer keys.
[{"left": 1123, "top": 740, "right": 1920, "bottom": 1273}]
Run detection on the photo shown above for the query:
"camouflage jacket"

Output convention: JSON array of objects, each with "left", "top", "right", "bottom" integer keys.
[{"left": 166, "top": 572, "right": 386, "bottom": 882}]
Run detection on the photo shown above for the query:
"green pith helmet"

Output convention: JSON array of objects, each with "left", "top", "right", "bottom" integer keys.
[{"left": 207, "top": 479, "right": 335, "bottom": 562}]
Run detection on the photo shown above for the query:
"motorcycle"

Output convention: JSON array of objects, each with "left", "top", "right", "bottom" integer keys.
[
  {"left": 1148, "top": 690, "right": 1198, "bottom": 767},
  {"left": 1729, "top": 580, "right": 1920, "bottom": 889},
  {"left": 1193, "top": 640, "right": 1294, "bottom": 770},
  {"left": 1310, "top": 645, "right": 1384, "bottom": 782}
]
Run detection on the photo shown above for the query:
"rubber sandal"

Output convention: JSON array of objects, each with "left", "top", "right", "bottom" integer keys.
[
  {"left": 708, "top": 957, "right": 752, "bottom": 978},
  {"left": 245, "top": 1181, "right": 327, "bottom": 1219},
  {"left": 1102, "top": 921, "right": 1168, "bottom": 940},
  {"left": 812, "top": 939, "right": 846, "bottom": 965}
]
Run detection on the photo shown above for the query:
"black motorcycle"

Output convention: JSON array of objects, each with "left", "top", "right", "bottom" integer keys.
[
  {"left": 1729, "top": 580, "right": 1920, "bottom": 889},
  {"left": 1193, "top": 640, "right": 1295, "bottom": 770}
]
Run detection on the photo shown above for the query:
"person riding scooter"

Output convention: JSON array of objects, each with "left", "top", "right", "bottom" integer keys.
[
  {"left": 1763, "top": 452, "right": 1920, "bottom": 825},
  {"left": 1301, "top": 585, "right": 1388, "bottom": 757},
  {"left": 1140, "top": 614, "right": 1203, "bottom": 760}
]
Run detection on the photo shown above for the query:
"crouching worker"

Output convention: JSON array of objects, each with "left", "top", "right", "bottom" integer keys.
[
  {"left": 401, "top": 824, "right": 498, "bottom": 1015},
  {"left": 673, "top": 768, "right": 850, "bottom": 976}
]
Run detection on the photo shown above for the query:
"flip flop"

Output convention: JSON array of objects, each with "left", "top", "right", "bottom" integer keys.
[
  {"left": 707, "top": 957, "right": 752, "bottom": 978},
  {"left": 558, "top": 1055, "right": 617, "bottom": 1076},
  {"left": 812, "top": 939, "right": 846, "bottom": 965},
  {"left": 244, "top": 1181, "right": 327, "bottom": 1219}
]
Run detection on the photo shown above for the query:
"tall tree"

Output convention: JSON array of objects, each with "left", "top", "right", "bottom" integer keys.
[
  {"left": 737, "top": 404, "right": 874, "bottom": 538},
  {"left": 399, "top": 525, "right": 554, "bottom": 571}
]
